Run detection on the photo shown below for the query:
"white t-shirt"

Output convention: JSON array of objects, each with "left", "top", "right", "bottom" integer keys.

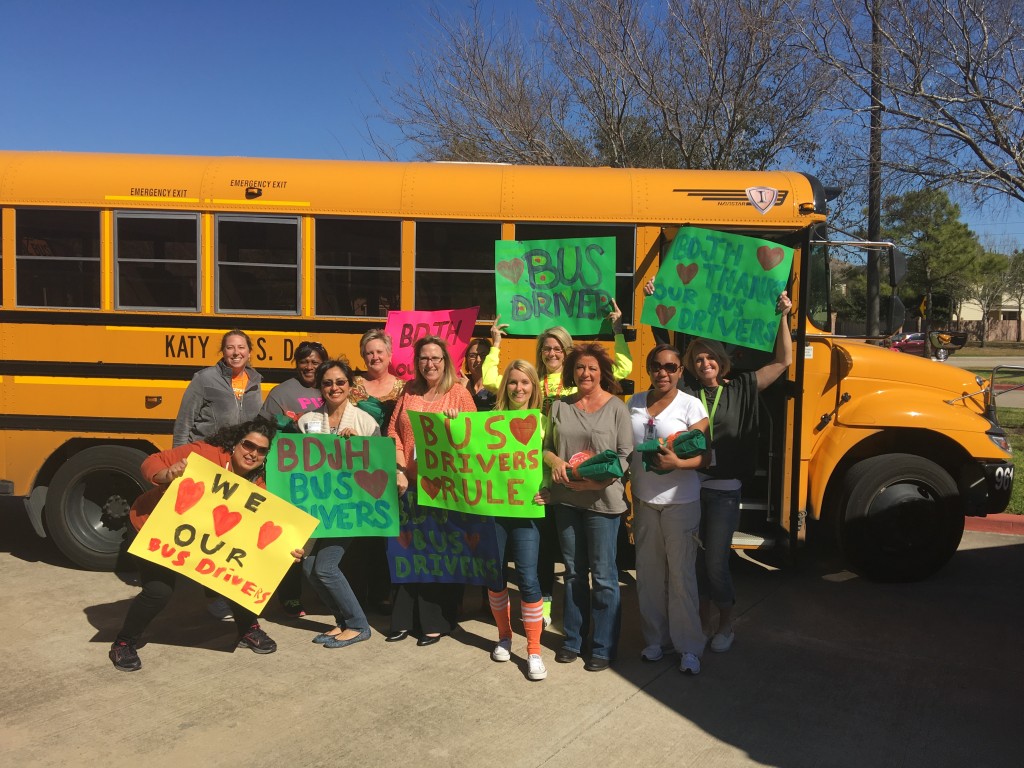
[{"left": 627, "top": 390, "right": 707, "bottom": 505}]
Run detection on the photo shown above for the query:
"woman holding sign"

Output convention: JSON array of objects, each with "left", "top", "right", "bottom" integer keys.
[
  {"left": 628, "top": 344, "right": 709, "bottom": 675},
  {"left": 108, "top": 417, "right": 299, "bottom": 672},
  {"left": 487, "top": 359, "right": 548, "bottom": 680},
  {"left": 387, "top": 335, "right": 476, "bottom": 646},
  {"left": 298, "top": 359, "right": 381, "bottom": 649},
  {"left": 681, "top": 291, "right": 792, "bottom": 654},
  {"left": 541, "top": 342, "right": 632, "bottom": 672},
  {"left": 485, "top": 304, "right": 632, "bottom": 629},
  {"left": 351, "top": 329, "right": 405, "bottom": 430}
]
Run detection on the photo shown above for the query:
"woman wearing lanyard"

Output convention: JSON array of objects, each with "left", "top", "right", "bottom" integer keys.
[{"left": 681, "top": 291, "right": 792, "bottom": 653}]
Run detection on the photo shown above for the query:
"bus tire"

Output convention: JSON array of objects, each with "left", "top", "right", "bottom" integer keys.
[
  {"left": 43, "top": 446, "right": 149, "bottom": 571},
  {"left": 840, "top": 454, "right": 964, "bottom": 582}
]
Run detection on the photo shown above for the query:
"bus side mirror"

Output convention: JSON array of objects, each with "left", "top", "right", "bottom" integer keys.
[
  {"left": 891, "top": 248, "right": 908, "bottom": 287},
  {"left": 881, "top": 296, "right": 906, "bottom": 336}
]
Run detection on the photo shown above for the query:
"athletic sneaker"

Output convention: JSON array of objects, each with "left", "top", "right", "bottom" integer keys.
[
  {"left": 109, "top": 640, "right": 141, "bottom": 672},
  {"left": 237, "top": 624, "right": 277, "bottom": 654},
  {"left": 640, "top": 645, "right": 665, "bottom": 662},
  {"left": 679, "top": 652, "right": 701, "bottom": 675},
  {"left": 491, "top": 638, "right": 512, "bottom": 662},
  {"left": 710, "top": 630, "right": 735, "bottom": 653},
  {"left": 527, "top": 654, "right": 548, "bottom": 681},
  {"left": 542, "top": 598, "right": 553, "bottom": 629},
  {"left": 207, "top": 597, "right": 234, "bottom": 621}
]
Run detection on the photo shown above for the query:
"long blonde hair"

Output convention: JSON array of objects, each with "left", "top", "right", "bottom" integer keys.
[{"left": 496, "top": 360, "right": 542, "bottom": 411}]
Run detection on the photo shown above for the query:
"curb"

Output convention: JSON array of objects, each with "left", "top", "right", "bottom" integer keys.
[{"left": 965, "top": 513, "right": 1024, "bottom": 536}]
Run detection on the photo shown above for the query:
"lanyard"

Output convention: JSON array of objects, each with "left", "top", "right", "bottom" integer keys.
[{"left": 699, "top": 386, "right": 723, "bottom": 442}]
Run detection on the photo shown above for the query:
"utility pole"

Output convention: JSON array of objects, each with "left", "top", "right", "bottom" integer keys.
[{"left": 866, "top": 0, "right": 881, "bottom": 337}]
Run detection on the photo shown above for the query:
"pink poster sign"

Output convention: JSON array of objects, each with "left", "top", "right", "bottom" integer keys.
[{"left": 384, "top": 307, "right": 480, "bottom": 380}]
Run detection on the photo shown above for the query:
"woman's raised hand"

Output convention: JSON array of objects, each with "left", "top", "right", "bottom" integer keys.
[{"left": 490, "top": 314, "right": 509, "bottom": 347}]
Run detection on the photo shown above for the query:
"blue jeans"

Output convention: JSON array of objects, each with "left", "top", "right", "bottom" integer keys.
[
  {"left": 696, "top": 486, "right": 742, "bottom": 607},
  {"left": 302, "top": 538, "right": 369, "bottom": 632},
  {"left": 493, "top": 517, "right": 542, "bottom": 603},
  {"left": 555, "top": 505, "right": 621, "bottom": 660}
]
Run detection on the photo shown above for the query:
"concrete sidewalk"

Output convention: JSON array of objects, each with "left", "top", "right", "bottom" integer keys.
[{"left": 2, "top": 509, "right": 1023, "bottom": 768}]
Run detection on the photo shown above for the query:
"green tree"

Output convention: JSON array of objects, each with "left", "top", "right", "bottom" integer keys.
[
  {"left": 965, "top": 252, "right": 1010, "bottom": 347},
  {"left": 881, "top": 188, "right": 983, "bottom": 353},
  {"left": 1005, "top": 249, "right": 1024, "bottom": 342}
]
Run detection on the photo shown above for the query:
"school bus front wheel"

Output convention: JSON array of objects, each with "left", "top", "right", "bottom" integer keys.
[
  {"left": 839, "top": 453, "right": 965, "bottom": 582},
  {"left": 43, "top": 446, "right": 149, "bottom": 571}
]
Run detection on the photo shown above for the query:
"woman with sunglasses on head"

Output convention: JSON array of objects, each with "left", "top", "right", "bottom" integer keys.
[
  {"left": 484, "top": 302, "right": 633, "bottom": 628},
  {"left": 259, "top": 340, "right": 329, "bottom": 617},
  {"left": 296, "top": 359, "right": 380, "bottom": 649},
  {"left": 386, "top": 335, "right": 477, "bottom": 646},
  {"left": 109, "top": 417, "right": 303, "bottom": 672},
  {"left": 487, "top": 360, "right": 549, "bottom": 680},
  {"left": 627, "top": 344, "right": 709, "bottom": 675}
]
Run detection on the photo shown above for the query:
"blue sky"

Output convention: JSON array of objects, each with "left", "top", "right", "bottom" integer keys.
[{"left": 1, "top": 0, "right": 1020, "bottom": 247}]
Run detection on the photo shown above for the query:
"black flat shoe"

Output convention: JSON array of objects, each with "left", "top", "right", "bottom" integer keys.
[
  {"left": 555, "top": 648, "right": 578, "bottom": 664},
  {"left": 385, "top": 629, "right": 409, "bottom": 643},
  {"left": 416, "top": 634, "right": 443, "bottom": 646},
  {"left": 584, "top": 657, "right": 611, "bottom": 672}
]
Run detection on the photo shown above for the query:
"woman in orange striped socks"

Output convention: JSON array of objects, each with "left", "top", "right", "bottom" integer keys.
[{"left": 487, "top": 360, "right": 548, "bottom": 681}]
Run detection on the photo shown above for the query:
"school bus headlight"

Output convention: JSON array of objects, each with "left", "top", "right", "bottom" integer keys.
[{"left": 989, "top": 432, "right": 1011, "bottom": 454}]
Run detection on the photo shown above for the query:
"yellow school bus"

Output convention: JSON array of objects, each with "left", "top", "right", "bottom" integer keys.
[{"left": 0, "top": 150, "right": 1013, "bottom": 579}]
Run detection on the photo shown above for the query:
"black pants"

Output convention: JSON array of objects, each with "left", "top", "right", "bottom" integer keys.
[
  {"left": 390, "top": 582, "right": 460, "bottom": 635},
  {"left": 116, "top": 556, "right": 257, "bottom": 644},
  {"left": 537, "top": 505, "right": 561, "bottom": 597}
]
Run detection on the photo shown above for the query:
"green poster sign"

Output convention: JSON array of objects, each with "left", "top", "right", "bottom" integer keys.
[
  {"left": 409, "top": 410, "right": 545, "bottom": 518},
  {"left": 495, "top": 236, "right": 616, "bottom": 336},
  {"left": 641, "top": 227, "right": 793, "bottom": 352},
  {"left": 266, "top": 434, "right": 400, "bottom": 538}
]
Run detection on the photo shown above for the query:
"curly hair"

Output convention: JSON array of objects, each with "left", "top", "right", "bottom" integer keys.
[
  {"left": 562, "top": 342, "right": 621, "bottom": 395},
  {"left": 206, "top": 416, "right": 278, "bottom": 481}
]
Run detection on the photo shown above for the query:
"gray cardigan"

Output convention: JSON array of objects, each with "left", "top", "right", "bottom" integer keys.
[{"left": 172, "top": 360, "right": 263, "bottom": 447}]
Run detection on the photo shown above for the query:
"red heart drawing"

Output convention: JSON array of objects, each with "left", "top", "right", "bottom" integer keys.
[
  {"left": 466, "top": 532, "right": 481, "bottom": 553},
  {"left": 496, "top": 258, "right": 525, "bottom": 284},
  {"left": 677, "top": 263, "right": 699, "bottom": 285},
  {"left": 257, "top": 521, "right": 282, "bottom": 550},
  {"left": 508, "top": 414, "right": 537, "bottom": 446},
  {"left": 354, "top": 469, "right": 389, "bottom": 499},
  {"left": 756, "top": 246, "right": 784, "bottom": 271},
  {"left": 420, "top": 476, "right": 441, "bottom": 499},
  {"left": 212, "top": 505, "right": 242, "bottom": 536},
  {"left": 655, "top": 305, "right": 676, "bottom": 325},
  {"left": 398, "top": 530, "right": 413, "bottom": 549},
  {"left": 174, "top": 478, "right": 204, "bottom": 514}
]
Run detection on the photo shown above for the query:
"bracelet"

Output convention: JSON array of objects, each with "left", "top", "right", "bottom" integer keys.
[{"left": 397, "top": 468, "right": 406, "bottom": 476}]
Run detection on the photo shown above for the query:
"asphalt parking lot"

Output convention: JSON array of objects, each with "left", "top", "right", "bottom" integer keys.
[{"left": 1, "top": 502, "right": 1022, "bottom": 768}]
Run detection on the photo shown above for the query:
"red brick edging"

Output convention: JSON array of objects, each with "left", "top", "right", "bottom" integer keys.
[{"left": 965, "top": 513, "right": 1024, "bottom": 536}]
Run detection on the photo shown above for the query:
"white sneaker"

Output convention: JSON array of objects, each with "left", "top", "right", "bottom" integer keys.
[
  {"left": 710, "top": 630, "right": 735, "bottom": 653},
  {"left": 527, "top": 653, "right": 548, "bottom": 680},
  {"left": 491, "top": 638, "right": 512, "bottom": 662},
  {"left": 679, "top": 652, "right": 701, "bottom": 675},
  {"left": 640, "top": 645, "right": 664, "bottom": 662},
  {"left": 207, "top": 597, "right": 233, "bottom": 621}
]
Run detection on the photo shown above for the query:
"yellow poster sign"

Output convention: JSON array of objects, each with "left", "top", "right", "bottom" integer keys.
[{"left": 127, "top": 454, "right": 318, "bottom": 615}]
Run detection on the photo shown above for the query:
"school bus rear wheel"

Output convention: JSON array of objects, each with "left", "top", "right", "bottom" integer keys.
[
  {"left": 43, "top": 446, "right": 149, "bottom": 571},
  {"left": 840, "top": 454, "right": 964, "bottom": 582}
]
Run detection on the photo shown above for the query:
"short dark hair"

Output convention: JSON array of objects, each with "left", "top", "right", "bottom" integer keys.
[
  {"left": 646, "top": 343, "right": 682, "bottom": 371},
  {"left": 206, "top": 416, "right": 278, "bottom": 481},
  {"left": 294, "top": 340, "right": 329, "bottom": 363},
  {"left": 314, "top": 359, "right": 355, "bottom": 389}
]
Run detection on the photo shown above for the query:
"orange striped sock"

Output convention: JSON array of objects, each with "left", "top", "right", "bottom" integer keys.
[
  {"left": 488, "top": 589, "right": 512, "bottom": 640},
  {"left": 522, "top": 599, "right": 544, "bottom": 656}
]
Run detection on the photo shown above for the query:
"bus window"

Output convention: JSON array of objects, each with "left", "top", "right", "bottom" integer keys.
[
  {"left": 216, "top": 215, "right": 299, "bottom": 314},
  {"left": 415, "top": 221, "right": 500, "bottom": 318},
  {"left": 16, "top": 208, "right": 100, "bottom": 308},
  {"left": 115, "top": 212, "right": 199, "bottom": 311},
  {"left": 514, "top": 223, "right": 636, "bottom": 324},
  {"left": 315, "top": 218, "right": 400, "bottom": 317}
]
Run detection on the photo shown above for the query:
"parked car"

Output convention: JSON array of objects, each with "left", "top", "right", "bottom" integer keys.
[{"left": 888, "top": 331, "right": 965, "bottom": 361}]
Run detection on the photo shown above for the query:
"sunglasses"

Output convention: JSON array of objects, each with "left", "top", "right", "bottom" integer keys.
[
  {"left": 648, "top": 361, "right": 681, "bottom": 374},
  {"left": 239, "top": 439, "right": 270, "bottom": 456}
]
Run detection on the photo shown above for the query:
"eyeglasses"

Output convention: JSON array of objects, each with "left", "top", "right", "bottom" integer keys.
[
  {"left": 465, "top": 352, "right": 483, "bottom": 359},
  {"left": 322, "top": 377, "right": 349, "bottom": 388},
  {"left": 541, "top": 345, "right": 564, "bottom": 354},
  {"left": 239, "top": 439, "right": 270, "bottom": 456},
  {"left": 418, "top": 356, "right": 444, "bottom": 364},
  {"left": 648, "top": 362, "right": 681, "bottom": 374}
]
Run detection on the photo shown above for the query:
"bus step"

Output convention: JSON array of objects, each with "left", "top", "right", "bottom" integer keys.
[{"left": 732, "top": 531, "right": 774, "bottom": 550}]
